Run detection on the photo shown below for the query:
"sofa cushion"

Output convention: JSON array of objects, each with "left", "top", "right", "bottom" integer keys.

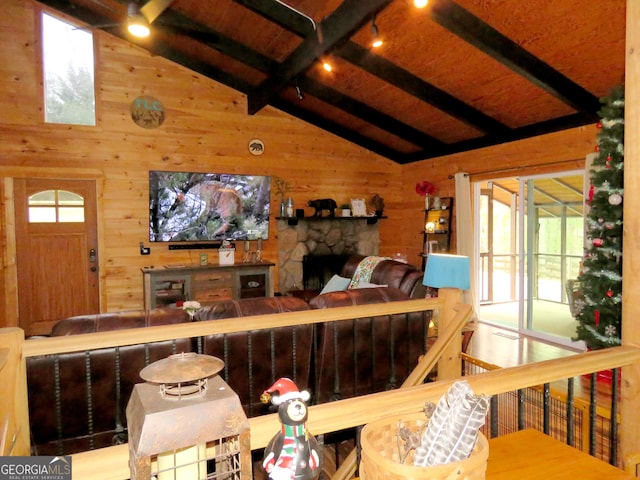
[{"left": 319, "top": 274, "right": 351, "bottom": 294}]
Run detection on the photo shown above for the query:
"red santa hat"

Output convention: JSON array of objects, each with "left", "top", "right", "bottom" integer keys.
[{"left": 263, "top": 377, "right": 310, "bottom": 405}]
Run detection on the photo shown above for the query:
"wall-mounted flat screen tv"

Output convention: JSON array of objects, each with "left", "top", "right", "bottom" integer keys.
[{"left": 149, "top": 171, "right": 271, "bottom": 242}]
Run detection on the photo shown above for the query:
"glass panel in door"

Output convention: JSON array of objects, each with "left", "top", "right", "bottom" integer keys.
[
  {"left": 521, "top": 173, "right": 584, "bottom": 343},
  {"left": 477, "top": 171, "right": 584, "bottom": 347},
  {"left": 478, "top": 180, "right": 519, "bottom": 330}
]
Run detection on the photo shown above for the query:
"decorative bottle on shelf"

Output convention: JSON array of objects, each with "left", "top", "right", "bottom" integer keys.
[
  {"left": 286, "top": 198, "right": 294, "bottom": 217},
  {"left": 424, "top": 195, "right": 430, "bottom": 210},
  {"left": 280, "top": 197, "right": 286, "bottom": 218}
]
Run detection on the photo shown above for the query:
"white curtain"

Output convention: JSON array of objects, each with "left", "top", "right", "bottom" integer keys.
[{"left": 454, "top": 172, "right": 478, "bottom": 316}]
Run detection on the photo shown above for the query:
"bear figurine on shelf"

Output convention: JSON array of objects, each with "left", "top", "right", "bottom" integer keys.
[
  {"left": 261, "top": 378, "right": 322, "bottom": 480},
  {"left": 307, "top": 198, "right": 337, "bottom": 217}
]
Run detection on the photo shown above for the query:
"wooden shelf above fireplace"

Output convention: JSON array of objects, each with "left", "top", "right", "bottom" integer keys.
[{"left": 276, "top": 216, "right": 386, "bottom": 226}]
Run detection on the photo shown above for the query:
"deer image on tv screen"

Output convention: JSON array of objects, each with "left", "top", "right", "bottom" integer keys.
[{"left": 149, "top": 171, "right": 271, "bottom": 242}]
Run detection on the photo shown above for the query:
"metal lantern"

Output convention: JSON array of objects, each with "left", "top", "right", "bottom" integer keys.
[{"left": 127, "top": 352, "right": 251, "bottom": 480}]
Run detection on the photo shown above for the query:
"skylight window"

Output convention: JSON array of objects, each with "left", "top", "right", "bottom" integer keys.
[{"left": 42, "top": 12, "right": 96, "bottom": 126}]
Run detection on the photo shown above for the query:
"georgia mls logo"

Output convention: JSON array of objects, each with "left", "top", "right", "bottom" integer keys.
[{"left": 0, "top": 456, "right": 71, "bottom": 480}]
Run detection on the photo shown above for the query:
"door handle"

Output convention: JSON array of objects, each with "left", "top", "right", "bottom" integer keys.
[{"left": 89, "top": 249, "right": 98, "bottom": 272}]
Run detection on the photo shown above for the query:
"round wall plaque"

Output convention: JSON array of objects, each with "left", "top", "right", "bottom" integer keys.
[
  {"left": 248, "top": 138, "right": 265, "bottom": 155},
  {"left": 130, "top": 95, "right": 165, "bottom": 129}
]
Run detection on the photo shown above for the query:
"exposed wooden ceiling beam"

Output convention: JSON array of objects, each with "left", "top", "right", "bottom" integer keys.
[
  {"left": 334, "top": 42, "right": 510, "bottom": 136},
  {"left": 38, "top": 0, "right": 122, "bottom": 28},
  {"left": 295, "top": 77, "right": 443, "bottom": 149},
  {"left": 401, "top": 113, "right": 594, "bottom": 162},
  {"left": 238, "top": 0, "right": 509, "bottom": 136},
  {"left": 37, "top": 0, "right": 604, "bottom": 164},
  {"left": 151, "top": 9, "right": 438, "bottom": 150},
  {"left": 245, "top": 0, "right": 393, "bottom": 115},
  {"left": 428, "top": 0, "right": 601, "bottom": 118}
]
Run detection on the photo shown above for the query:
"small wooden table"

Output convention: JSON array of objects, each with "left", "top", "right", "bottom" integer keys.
[{"left": 487, "top": 429, "right": 633, "bottom": 479}]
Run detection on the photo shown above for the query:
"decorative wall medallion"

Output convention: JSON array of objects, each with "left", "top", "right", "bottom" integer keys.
[
  {"left": 130, "top": 95, "right": 165, "bottom": 129},
  {"left": 248, "top": 138, "right": 265, "bottom": 155}
]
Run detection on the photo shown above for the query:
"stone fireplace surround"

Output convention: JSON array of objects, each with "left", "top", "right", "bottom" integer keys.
[{"left": 277, "top": 218, "right": 379, "bottom": 293}]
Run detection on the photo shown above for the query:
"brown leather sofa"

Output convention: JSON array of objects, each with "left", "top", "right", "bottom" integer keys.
[
  {"left": 27, "top": 309, "right": 193, "bottom": 455},
  {"left": 26, "top": 275, "right": 432, "bottom": 456}
]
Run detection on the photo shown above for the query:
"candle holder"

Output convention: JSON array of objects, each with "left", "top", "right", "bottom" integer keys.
[{"left": 243, "top": 240, "right": 251, "bottom": 263}]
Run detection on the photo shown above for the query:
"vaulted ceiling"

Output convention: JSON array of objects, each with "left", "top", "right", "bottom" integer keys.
[{"left": 37, "top": 0, "right": 626, "bottom": 163}]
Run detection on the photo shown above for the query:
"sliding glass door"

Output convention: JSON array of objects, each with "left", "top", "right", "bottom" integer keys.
[{"left": 476, "top": 171, "right": 585, "bottom": 347}]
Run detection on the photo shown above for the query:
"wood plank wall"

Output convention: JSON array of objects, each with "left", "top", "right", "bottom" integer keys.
[
  {"left": 0, "top": 0, "right": 595, "bottom": 328},
  {"left": 398, "top": 126, "right": 595, "bottom": 253}
]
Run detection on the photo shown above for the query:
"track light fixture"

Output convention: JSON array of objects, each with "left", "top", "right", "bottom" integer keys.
[
  {"left": 371, "top": 16, "right": 383, "bottom": 48},
  {"left": 295, "top": 81, "right": 304, "bottom": 101},
  {"left": 127, "top": 4, "right": 150, "bottom": 37}
]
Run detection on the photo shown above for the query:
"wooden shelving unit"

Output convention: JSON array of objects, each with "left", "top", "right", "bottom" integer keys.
[{"left": 419, "top": 197, "right": 453, "bottom": 270}]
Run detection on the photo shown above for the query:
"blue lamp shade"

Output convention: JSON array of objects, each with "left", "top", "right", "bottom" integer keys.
[{"left": 423, "top": 254, "right": 470, "bottom": 290}]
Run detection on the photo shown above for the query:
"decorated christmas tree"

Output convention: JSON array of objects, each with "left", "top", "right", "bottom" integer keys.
[{"left": 575, "top": 85, "right": 624, "bottom": 350}]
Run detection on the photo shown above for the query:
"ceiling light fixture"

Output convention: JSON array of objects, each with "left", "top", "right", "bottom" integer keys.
[
  {"left": 127, "top": 4, "right": 150, "bottom": 38},
  {"left": 322, "top": 61, "right": 333, "bottom": 72},
  {"left": 414, "top": 0, "right": 429, "bottom": 8},
  {"left": 371, "top": 16, "right": 383, "bottom": 48},
  {"left": 295, "top": 80, "right": 304, "bottom": 100}
]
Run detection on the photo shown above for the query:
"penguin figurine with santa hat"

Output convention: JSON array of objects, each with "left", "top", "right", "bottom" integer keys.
[{"left": 260, "top": 378, "right": 322, "bottom": 480}]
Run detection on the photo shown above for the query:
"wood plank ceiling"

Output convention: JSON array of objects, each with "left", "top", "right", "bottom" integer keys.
[{"left": 37, "top": 0, "right": 626, "bottom": 163}]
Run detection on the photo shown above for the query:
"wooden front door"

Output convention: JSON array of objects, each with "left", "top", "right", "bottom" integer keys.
[{"left": 14, "top": 178, "right": 99, "bottom": 336}]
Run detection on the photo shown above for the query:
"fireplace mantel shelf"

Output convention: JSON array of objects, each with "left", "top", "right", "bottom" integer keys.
[{"left": 276, "top": 216, "right": 386, "bottom": 226}]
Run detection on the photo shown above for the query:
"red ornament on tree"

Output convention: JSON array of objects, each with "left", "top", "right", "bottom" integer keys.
[
  {"left": 594, "top": 310, "right": 600, "bottom": 326},
  {"left": 592, "top": 238, "right": 604, "bottom": 247},
  {"left": 607, "top": 289, "right": 614, "bottom": 298},
  {"left": 594, "top": 145, "right": 599, "bottom": 152},
  {"left": 596, "top": 121, "right": 602, "bottom": 129},
  {"left": 588, "top": 184, "right": 594, "bottom": 204},
  {"left": 606, "top": 155, "right": 612, "bottom": 169}
]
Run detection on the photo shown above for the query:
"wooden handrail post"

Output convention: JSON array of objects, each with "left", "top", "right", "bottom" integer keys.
[
  {"left": 0, "top": 327, "right": 30, "bottom": 456},
  {"left": 435, "top": 287, "right": 464, "bottom": 381},
  {"left": 622, "top": 0, "right": 640, "bottom": 473}
]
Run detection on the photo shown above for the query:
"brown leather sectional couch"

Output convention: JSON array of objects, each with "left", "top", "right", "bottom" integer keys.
[{"left": 26, "top": 256, "right": 432, "bottom": 456}]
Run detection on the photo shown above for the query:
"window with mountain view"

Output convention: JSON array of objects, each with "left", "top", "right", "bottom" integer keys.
[{"left": 42, "top": 12, "right": 96, "bottom": 126}]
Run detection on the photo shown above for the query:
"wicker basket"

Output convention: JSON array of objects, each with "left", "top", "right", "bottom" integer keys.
[{"left": 359, "top": 413, "right": 489, "bottom": 480}]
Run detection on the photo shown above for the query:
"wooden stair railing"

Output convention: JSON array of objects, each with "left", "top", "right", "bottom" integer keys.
[
  {"left": 3, "top": 297, "right": 640, "bottom": 478},
  {"left": 63, "top": 346, "right": 640, "bottom": 479}
]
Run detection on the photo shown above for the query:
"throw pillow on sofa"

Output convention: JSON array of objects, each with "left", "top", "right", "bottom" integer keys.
[{"left": 319, "top": 274, "right": 351, "bottom": 294}]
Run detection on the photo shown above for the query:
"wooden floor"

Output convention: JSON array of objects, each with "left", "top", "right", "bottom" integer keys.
[{"left": 466, "top": 321, "right": 582, "bottom": 369}]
